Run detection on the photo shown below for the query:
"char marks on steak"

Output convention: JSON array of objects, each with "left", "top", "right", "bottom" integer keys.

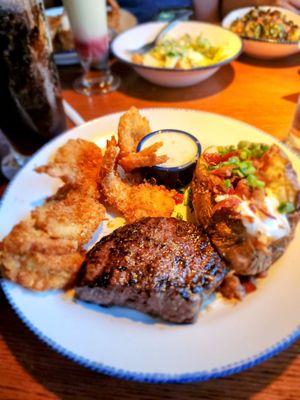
[{"left": 76, "top": 217, "right": 228, "bottom": 323}]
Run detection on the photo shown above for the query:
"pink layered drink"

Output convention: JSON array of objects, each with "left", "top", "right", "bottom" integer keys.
[{"left": 63, "top": 0, "right": 109, "bottom": 66}]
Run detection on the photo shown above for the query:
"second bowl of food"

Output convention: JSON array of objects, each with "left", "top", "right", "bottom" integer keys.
[
  {"left": 222, "top": 6, "right": 300, "bottom": 60},
  {"left": 111, "top": 21, "right": 243, "bottom": 87}
]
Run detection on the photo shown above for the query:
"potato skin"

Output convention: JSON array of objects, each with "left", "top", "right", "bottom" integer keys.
[{"left": 192, "top": 146, "right": 300, "bottom": 276}]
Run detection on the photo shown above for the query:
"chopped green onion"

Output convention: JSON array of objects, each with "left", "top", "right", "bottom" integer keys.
[
  {"left": 228, "top": 156, "right": 239, "bottom": 164},
  {"left": 278, "top": 202, "right": 295, "bottom": 214},
  {"left": 238, "top": 141, "right": 250, "bottom": 149},
  {"left": 247, "top": 174, "right": 265, "bottom": 188},
  {"left": 224, "top": 179, "right": 232, "bottom": 188},
  {"left": 237, "top": 141, "right": 269, "bottom": 159},
  {"left": 239, "top": 161, "right": 256, "bottom": 176},
  {"left": 175, "top": 212, "right": 183, "bottom": 220},
  {"left": 218, "top": 145, "right": 236, "bottom": 155},
  {"left": 239, "top": 150, "right": 249, "bottom": 160},
  {"left": 233, "top": 168, "right": 245, "bottom": 178}
]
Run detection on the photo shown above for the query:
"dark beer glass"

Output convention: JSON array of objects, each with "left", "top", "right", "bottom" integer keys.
[{"left": 0, "top": 0, "right": 66, "bottom": 168}]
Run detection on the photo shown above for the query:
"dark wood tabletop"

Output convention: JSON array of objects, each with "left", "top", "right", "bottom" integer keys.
[{"left": 0, "top": 55, "right": 299, "bottom": 400}]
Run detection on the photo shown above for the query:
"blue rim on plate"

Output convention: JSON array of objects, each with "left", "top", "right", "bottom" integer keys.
[
  {"left": 1, "top": 279, "right": 299, "bottom": 383},
  {"left": 0, "top": 107, "right": 299, "bottom": 383},
  {"left": 136, "top": 129, "right": 202, "bottom": 171}
]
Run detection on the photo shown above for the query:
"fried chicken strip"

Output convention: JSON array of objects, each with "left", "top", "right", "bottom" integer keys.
[
  {"left": 0, "top": 139, "right": 105, "bottom": 291},
  {"left": 100, "top": 137, "right": 176, "bottom": 223}
]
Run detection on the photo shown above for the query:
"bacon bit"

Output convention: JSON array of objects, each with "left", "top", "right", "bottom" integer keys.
[
  {"left": 252, "top": 188, "right": 265, "bottom": 202},
  {"left": 242, "top": 279, "right": 257, "bottom": 294},
  {"left": 257, "top": 204, "right": 276, "bottom": 219},
  {"left": 220, "top": 275, "right": 246, "bottom": 301},
  {"left": 220, "top": 151, "right": 238, "bottom": 162},
  {"left": 174, "top": 192, "right": 184, "bottom": 205},
  {"left": 227, "top": 188, "right": 235, "bottom": 195},
  {"left": 255, "top": 145, "right": 277, "bottom": 172},
  {"left": 235, "top": 179, "right": 251, "bottom": 199},
  {"left": 243, "top": 215, "right": 255, "bottom": 223},
  {"left": 209, "top": 175, "right": 226, "bottom": 195},
  {"left": 212, "top": 186, "right": 226, "bottom": 195},
  {"left": 213, "top": 196, "right": 241, "bottom": 213},
  {"left": 249, "top": 203, "right": 257, "bottom": 213},
  {"left": 211, "top": 166, "right": 232, "bottom": 178},
  {"left": 252, "top": 159, "right": 261, "bottom": 169},
  {"left": 203, "top": 152, "right": 222, "bottom": 166},
  {"left": 203, "top": 150, "right": 238, "bottom": 166}
]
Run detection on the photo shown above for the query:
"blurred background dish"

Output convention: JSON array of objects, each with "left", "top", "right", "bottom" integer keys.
[
  {"left": 222, "top": 6, "right": 300, "bottom": 60},
  {"left": 111, "top": 21, "right": 243, "bottom": 87},
  {"left": 46, "top": 5, "right": 137, "bottom": 65}
]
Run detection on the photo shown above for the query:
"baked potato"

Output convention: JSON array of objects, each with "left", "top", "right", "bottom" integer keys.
[{"left": 192, "top": 142, "right": 300, "bottom": 276}]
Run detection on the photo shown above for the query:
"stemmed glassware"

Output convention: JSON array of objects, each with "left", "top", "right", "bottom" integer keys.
[{"left": 63, "top": 0, "right": 120, "bottom": 96}]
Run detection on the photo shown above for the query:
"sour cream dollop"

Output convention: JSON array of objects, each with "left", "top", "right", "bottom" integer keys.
[{"left": 215, "top": 191, "right": 291, "bottom": 243}]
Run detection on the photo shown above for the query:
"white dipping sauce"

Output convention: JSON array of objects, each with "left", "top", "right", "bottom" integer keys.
[{"left": 140, "top": 131, "right": 198, "bottom": 168}]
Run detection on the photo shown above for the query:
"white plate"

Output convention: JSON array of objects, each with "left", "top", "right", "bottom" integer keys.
[
  {"left": 1, "top": 108, "right": 299, "bottom": 383},
  {"left": 111, "top": 22, "right": 242, "bottom": 87},
  {"left": 222, "top": 6, "right": 300, "bottom": 60},
  {"left": 46, "top": 6, "right": 137, "bottom": 66}
]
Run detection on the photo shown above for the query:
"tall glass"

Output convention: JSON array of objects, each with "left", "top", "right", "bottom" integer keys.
[
  {"left": 0, "top": 0, "right": 67, "bottom": 173},
  {"left": 63, "top": 0, "right": 120, "bottom": 96}
]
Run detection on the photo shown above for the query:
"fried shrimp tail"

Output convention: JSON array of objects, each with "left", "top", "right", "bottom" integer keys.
[
  {"left": 117, "top": 107, "right": 168, "bottom": 171},
  {"left": 118, "top": 142, "right": 168, "bottom": 172},
  {"left": 100, "top": 138, "right": 176, "bottom": 223}
]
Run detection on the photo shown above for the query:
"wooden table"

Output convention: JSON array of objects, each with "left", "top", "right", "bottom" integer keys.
[{"left": 0, "top": 54, "right": 299, "bottom": 400}]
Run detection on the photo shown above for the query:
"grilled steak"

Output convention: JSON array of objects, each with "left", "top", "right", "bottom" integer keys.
[{"left": 76, "top": 217, "right": 228, "bottom": 323}]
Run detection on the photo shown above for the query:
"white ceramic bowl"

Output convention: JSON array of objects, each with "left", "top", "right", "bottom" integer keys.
[
  {"left": 111, "top": 21, "right": 243, "bottom": 87},
  {"left": 222, "top": 6, "right": 300, "bottom": 60}
]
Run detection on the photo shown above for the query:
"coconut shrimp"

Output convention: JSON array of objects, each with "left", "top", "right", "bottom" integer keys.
[
  {"left": 100, "top": 137, "right": 176, "bottom": 223},
  {"left": 117, "top": 107, "right": 168, "bottom": 172}
]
